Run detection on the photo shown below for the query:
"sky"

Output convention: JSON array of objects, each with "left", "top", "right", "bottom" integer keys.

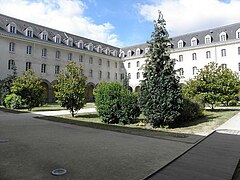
[{"left": 0, "top": 0, "right": 240, "bottom": 47}]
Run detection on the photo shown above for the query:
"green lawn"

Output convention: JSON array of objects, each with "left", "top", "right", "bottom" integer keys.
[{"left": 38, "top": 110, "right": 239, "bottom": 137}]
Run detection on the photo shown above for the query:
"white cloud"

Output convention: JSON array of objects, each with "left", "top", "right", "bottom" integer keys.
[
  {"left": 0, "top": 0, "right": 121, "bottom": 46},
  {"left": 137, "top": 0, "right": 240, "bottom": 36}
]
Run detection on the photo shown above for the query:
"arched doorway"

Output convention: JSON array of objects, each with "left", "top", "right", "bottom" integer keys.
[
  {"left": 41, "top": 79, "right": 51, "bottom": 103},
  {"left": 135, "top": 86, "right": 141, "bottom": 92},
  {"left": 86, "top": 82, "right": 95, "bottom": 102}
]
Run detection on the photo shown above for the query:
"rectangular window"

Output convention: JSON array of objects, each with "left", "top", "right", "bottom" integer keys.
[
  {"left": 121, "top": 63, "right": 124, "bottom": 69},
  {"left": 55, "top": 65, "right": 60, "bottom": 74},
  {"left": 221, "top": 49, "right": 226, "bottom": 57},
  {"left": 192, "top": 53, "right": 197, "bottom": 60},
  {"left": 238, "top": 47, "right": 240, "bottom": 55},
  {"left": 89, "top": 69, "right": 93, "bottom": 77},
  {"left": 42, "top": 48, "right": 47, "bottom": 57},
  {"left": 89, "top": 57, "right": 93, "bottom": 64},
  {"left": 238, "top": 63, "right": 240, "bottom": 71},
  {"left": 10, "top": 25, "right": 16, "bottom": 33},
  {"left": 8, "top": 60, "right": 15, "bottom": 70},
  {"left": 9, "top": 42, "right": 15, "bottom": 52},
  {"left": 179, "top": 55, "right": 183, "bottom": 62},
  {"left": 206, "top": 51, "right": 211, "bottom": 59},
  {"left": 56, "top": 51, "right": 60, "bottom": 59},
  {"left": 68, "top": 53, "right": 72, "bottom": 60},
  {"left": 27, "top": 30, "right": 33, "bottom": 37},
  {"left": 128, "top": 73, "right": 131, "bottom": 79},
  {"left": 136, "top": 72, "right": 140, "bottom": 79},
  {"left": 27, "top": 46, "right": 32, "bottom": 54},
  {"left": 179, "top": 68, "right": 184, "bottom": 76},
  {"left": 115, "top": 62, "right": 118, "bottom": 68},
  {"left": 115, "top": 73, "right": 118, "bottom": 80},
  {"left": 107, "top": 72, "right": 110, "bottom": 79},
  {"left": 221, "top": 64, "right": 227, "bottom": 70},
  {"left": 41, "top": 64, "right": 46, "bottom": 73},
  {"left": 107, "top": 60, "right": 110, "bottom": 67},
  {"left": 128, "top": 62, "right": 131, "bottom": 68},
  {"left": 99, "top": 59, "right": 102, "bottom": 65},
  {"left": 99, "top": 71, "right": 102, "bottom": 79},
  {"left": 120, "top": 73, "right": 124, "bottom": 80},
  {"left": 136, "top": 61, "right": 140, "bottom": 67},
  {"left": 79, "top": 55, "right": 83, "bottom": 62},
  {"left": 26, "top": 62, "right": 31, "bottom": 71},
  {"left": 193, "top": 67, "right": 197, "bottom": 75}
]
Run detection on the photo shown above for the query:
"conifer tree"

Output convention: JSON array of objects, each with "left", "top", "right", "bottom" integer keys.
[{"left": 139, "top": 11, "right": 183, "bottom": 127}]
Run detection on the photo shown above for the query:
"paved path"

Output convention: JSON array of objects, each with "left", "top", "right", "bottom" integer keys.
[
  {"left": 0, "top": 109, "right": 193, "bottom": 180},
  {"left": 145, "top": 112, "right": 240, "bottom": 180}
]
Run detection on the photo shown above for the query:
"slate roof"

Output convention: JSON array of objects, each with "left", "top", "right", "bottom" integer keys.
[{"left": 0, "top": 13, "right": 120, "bottom": 56}]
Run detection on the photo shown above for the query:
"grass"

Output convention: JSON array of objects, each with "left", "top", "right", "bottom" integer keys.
[{"left": 37, "top": 109, "right": 239, "bottom": 139}]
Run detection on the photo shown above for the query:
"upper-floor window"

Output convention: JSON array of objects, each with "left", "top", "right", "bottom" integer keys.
[
  {"left": 107, "top": 72, "right": 110, "bottom": 79},
  {"left": 9, "top": 42, "right": 15, "bottom": 52},
  {"left": 67, "top": 37, "right": 73, "bottom": 47},
  {"left": 179, "top": 55, "right": 183, "bottom": 62},
  {"left": 219, "top": 32, "right": 227, "bottom": 42},
  {"left": 89, "top": 69, "right": 93, "bottom": 77},
  {"left": 88, "top": 43, "right": 93, "bottom": 51},
  {"left": 119, "top": 51, "right": 125, "bottom": 58},
  {"left": 107, "top": 60, "right": 110, "bottom": 67},
  {"left": 79, "top": 55, "right": 83, "bottom": 62},
  {"left": 41, "top": 64, "right": 46, "bottom": 73},
  {"left": 112, "top": 50, "right": 117, "bottom": 57},
  {"left": 68, "top": 53, "right": 72, "bottom": 60},
  {"left": 120, "top": 73, "right": 124, "bottom": 80},
  {"left": 192, "top": 53, "right": 197, "bottom": 60},
  {"left": 26, "top": 62, "right": 31, "bottom": 71},
  {"left": 238, "top": 63, "right": 240, "bottom": 71},
  {"left": 205, "top": 35, "right": 212, "bottom": 44},
  {"left": 206, "top": 51, "right": 211, "bottom": 59},
  {"left": 115, "top": 62, "right": 118, "bottom": 68},
  {"left": 25, "top": 27, "right": 33, "bottom": 37},
  {"left": 128, "top": 73, "right": 131, "bottom": 79},
  {"left": 238, "top": 47, "right": 240, "bottom": 55},
  {"left": 137, "top": 72, "right": 140, "bottom": 79},
  {"left": 54, "top": 34, "right": 61, "bottom": 44},
  {"left": 55, "top": 65, "right": 60, "bottom": 74},
  {"left": 26, "top": 45, "right": 32, "bottom": 54},
  {"left": 8, "top": 59, "right": 15, "bottom": 70},
  {"left": 128, "top": 62, "right": 131, "bottom": 68},
  {"left": 191, "top": 37, "right": 198, "bottom": 46},
  {"left": 40, "top": 30, "right": 48, "bottom": 40},
  {"left": 120, "top": 63, "right": 124, "bottom": 69},
  {"left": 42, "top": 48, "right": 47, "bottom": 57},
  {"left": 89, "top": 57, "right": 93, "bottom": 64},
  {"left": 115, "top": 73, "right": 118, "bottom": 80},
  {"left": 127, "top": 50, "right": 132, "bottom": 57},
  {"left": 179, "top": 68, "right": 184, "bottom": 76},
  {"left": 98, "top": 71, "right": 102, "bottom": 79},
  {"left": 221, "top": 49, "right": 226, "bottom": 57},
  {"left": 193, "top": 66, "right": 198, "bottom": 75},
  {"left": 56, "top": 51, "right": 60, "bottom": 59},
  {"left": 136, "top": 61, "right": 140, "bottom": 67},
  {"left": 77, "top": 40, "right": 83, "bottom": 49},
  {"left": 136, "top": 48, "right": 141, "bottom": 56},
  {"left": 236, "top": 28, "right": 240, "bottom": 39},
  {"left": 221, "top": 64, "right": 227, "bottom": 70},
  {"left": 97, "top": 45, "right": 102, "bottom": 53},
  {"left": 98, "top": 59, "right": 102, "bottom": 65},
  {"left": 178, "top": 40, "right": 184, "bottom": 48},
  {"left": 8, "top": 22, "right": 17, "bottom": 33}
]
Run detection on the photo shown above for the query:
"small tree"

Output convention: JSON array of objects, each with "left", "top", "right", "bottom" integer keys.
[
  {"left": 54, "top": 61, "right": 87, "bottom": 117},
  {"left": 11, "top": 69, "right": 44, "bottom": 111},
  {"left": 139, "top": 11, "right": 183, "bottom": 127}
]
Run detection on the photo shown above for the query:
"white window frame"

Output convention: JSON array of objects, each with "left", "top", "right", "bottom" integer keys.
[
  {"left": 193, "top": 66, "right": 198, "bottom": 75},
  {"left": 179, "top": 55, "right": 183, "bottom": 62},
  {"left": 191, "top": 37, "right": 197, "bottom": 46},
  {"left": 8, "top": 59, "right": 15, "bottom": 70},
  {"left": 136, "top": 48, "right": 141, "bottom": 56},
  {"left": 42, "top": 48, "right": 47, "bottom": 57},
  {"left": 8, "top": 22, "right": 17, "bottom": 33},
  {"left": 219, "top": 32, "right": 227, "bottom": 42},
  {"left": 221, "top": 49, "right": 226, "bottom": 57},
  {"left": 9, "top": 42, "right": 15, "bottom": 52},
  {"left": 178, "top": 40, "right": 184, "bottom": 48},
  {"left": 26, "top": 62, "right": 31, "bottom": 71},
  {"left": 192, "top": 53, "right": 197, "bottom": 60},
  {"left": 40, "top": 30, "right": 48, "bottom": 40},
  {"left": 205, "top": 35, "right": 212, "bottom": 44},
  {"left": 27, "top": 45, "right": 32, "bottom": 54},
  {"left": 25, "top": 27, "right": 33, "bottom": 37},
  {"left": 67, "top": 37, "right": 73, "bottom": 47},
  {"left": 127, "top": 50, "right": 132, "bottom": 57},
  {"left": 54, "top": 34, "right": 61, "bottom": 44},
  {"left": 206, "top": 51, "right": 211, "bottom": 59},
  {"left": 55, "top": 65, "right": 60, "bottom": 74},
  {"left": 41, "top": 64, "right": 46, "bottom": 73}
]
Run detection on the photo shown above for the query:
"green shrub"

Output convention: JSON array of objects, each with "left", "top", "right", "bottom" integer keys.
[
  {"left": 94, "top": 82, "right": 141, "bottom": 124},
  {"left": 228, "top": 100, "right": 238, "bottom": 106},
  {"left": 4, "top": 93, "right": 22, "bottom": 109},
  {"left": 120, "top": 92, "right": 141, "bottom": 125},
  {"left": 176, "top": 98, "right": 204, "bottom": 125}
]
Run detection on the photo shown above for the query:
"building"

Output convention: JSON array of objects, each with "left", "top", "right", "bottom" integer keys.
[{"left": 1, "top": 13, "right": 240, "bottom": 102}]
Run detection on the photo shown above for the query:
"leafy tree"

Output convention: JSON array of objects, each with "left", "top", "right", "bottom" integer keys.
[
  {"left": 184, "top": 62, "right": 240, "bottom": 108},
  {"left": 54, "top": 61, "right": 87, "bottom": 117},
  {"left": 139, "top": 11, "right": 183, "bottom": 127},
  {"left": 0, "top": 65, "right": 17, "bottom": 105},
  {"left": 11, "top": 69, "right": 45, "bottom": 111}
]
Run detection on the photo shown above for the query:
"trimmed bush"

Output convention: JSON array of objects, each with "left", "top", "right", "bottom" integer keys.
[
  {"left": 229, "top": 100, "right": 238, "bottom": 106},
  {"left": 94, "top": 82, "right": 141, "bottom": 124},
  {"left": 4, "top": 93, "right": 22, "bottom": 109}
]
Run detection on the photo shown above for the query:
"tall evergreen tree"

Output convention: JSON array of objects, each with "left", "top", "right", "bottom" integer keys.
[{"left": 139, "top": 11, "right": 183, "bottom": 127}]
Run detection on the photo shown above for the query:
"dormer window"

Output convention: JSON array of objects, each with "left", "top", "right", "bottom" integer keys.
[
  {"left": 25, "top": 27, "right": 33, "bottom": 37},
  {"left": 119, "top": 51, "right": 125, "bottom": 58},
  {"left": 219, "top": 32, "right": 227, "bottom": 41},
  {"left": 88, "top": 43, "right": 93, "bottom": 51},
  {"left": 40, "top": 30, "right": 48, "bottom": 40},
  {"left": 236, "top": 28, "right": 240, "bottom": 39},
  {"left": 127, "top": 50, "right": 132, "bottom": 57},
  {"left": 145, "top": 47, "right": 149, "bottom": 54},
  {"left": 67, "top": 37, "right": 73, "bottom": 46},
  {"left": 112, "top": 50, "right": 117, "bottom": 57},
  {"left": 54, "top": 34, "right": 61, "bottom": 44},
  {"left": 97, "top": 45, "right": 102, "bottom": 53},
  {"left": 205, "top": 35, "right": 212, "bottom": 44},
  {"left": 136, "top": 48, "right": 141, "bottom": 56},
  {"left": 191, "top": 37, "right": 198, "bottom": 46},
  {"left": 105, "top": 47, "right": 110, "bottom": 55},
  {"left": 178, "top": 40, "right": 184, "bottom": 48},
  {"left": 8, "top": 22, "right": 17, "bottom": 33},
  {"left": 77, "top": 40, "right": 83, "bottom": 49}
]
